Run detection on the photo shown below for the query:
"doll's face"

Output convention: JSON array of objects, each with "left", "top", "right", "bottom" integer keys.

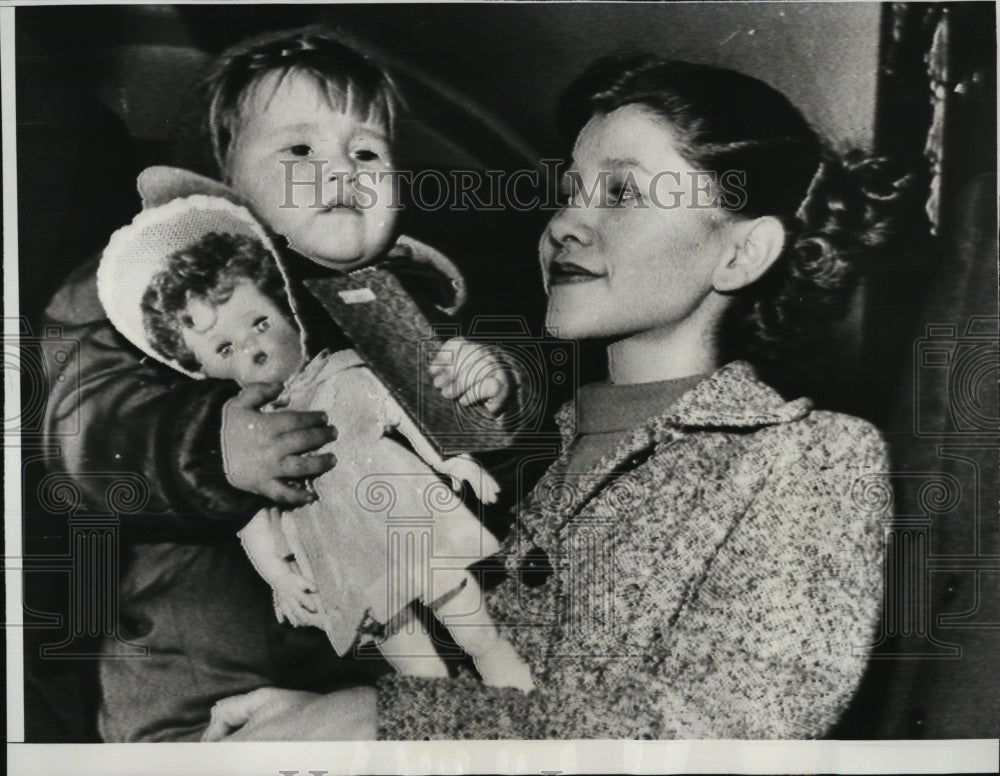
[
  {"left": 181, "top": 280, "right": 303, "bottom": 385},
  {"left": 225, "top": 70, "right": 399, "bottom": 270}
]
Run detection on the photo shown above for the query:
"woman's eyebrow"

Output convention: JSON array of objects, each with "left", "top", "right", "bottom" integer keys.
[{"left": 602, "top": 156, "right": 652, "bottom": 174}]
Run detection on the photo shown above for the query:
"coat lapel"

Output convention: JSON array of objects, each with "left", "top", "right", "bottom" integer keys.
[{"left": 519, "top": 361, "right": 813, "bottom": 548}]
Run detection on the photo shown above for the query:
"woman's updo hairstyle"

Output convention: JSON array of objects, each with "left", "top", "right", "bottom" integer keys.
[{"left": 557, "top": 53, "right": 912, "bottom": 366}]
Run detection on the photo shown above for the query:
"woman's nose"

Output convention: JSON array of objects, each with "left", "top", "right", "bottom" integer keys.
[{"left": 545, "top": 206, "right": 593, "bottom": 249}]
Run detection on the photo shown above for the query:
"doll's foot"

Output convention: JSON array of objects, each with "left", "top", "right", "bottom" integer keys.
[
  {"left": 474, "top": 638, "right": 534, "bottom": 693},
  {"left": 386, "top": 654, "right": 450, "bottom": 679}
]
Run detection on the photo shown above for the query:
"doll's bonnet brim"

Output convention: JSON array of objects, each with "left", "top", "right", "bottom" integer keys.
[{"left": 97, "top": 167, "right": 290, "bottom": 379}]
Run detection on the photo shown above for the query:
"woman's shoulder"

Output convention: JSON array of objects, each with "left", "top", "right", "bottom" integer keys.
[{"left": 769, "top": 408, "right": 887, "bottom": 462}]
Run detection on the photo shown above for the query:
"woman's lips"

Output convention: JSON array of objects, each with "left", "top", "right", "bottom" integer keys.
[{"left": 548, "top": 260, "right": 604, "bottom": 285}]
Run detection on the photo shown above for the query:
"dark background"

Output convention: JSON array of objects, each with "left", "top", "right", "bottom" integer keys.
[{"left": 12, "top": 2, "right": 998, "bottom": 741}]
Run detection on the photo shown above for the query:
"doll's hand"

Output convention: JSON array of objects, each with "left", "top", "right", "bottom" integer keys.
[
  {"left": 222, "top": 382, "right": 338, "bottom": 505},
  {"left": 272, "top": 568, "right": 320, "bottom": 627},
  {"left": 438, "top": 455, "right": 501, "bottom": 504},
  {"left": 428, "top": 338, "right": 512, "bottom": 416}
]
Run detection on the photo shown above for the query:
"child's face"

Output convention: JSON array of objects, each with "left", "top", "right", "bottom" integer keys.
[
  {"left": 226, "top": 70, "right": 398, "bottom": 271},
  {"left": 181, "top": 281, "right": 303, "bottom": 385}
]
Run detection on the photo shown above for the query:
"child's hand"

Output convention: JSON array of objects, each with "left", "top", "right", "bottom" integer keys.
[
  {"left": 438, "top": 455, "right": 501, "bottom": 504},
  {"left": 273, "top": 569, "right": 320, "bottom": 627},
  {"left": 222, "top": 382, "right": 338, "bottom": 505},
  {"left": 428, "top": 338, "right": 512, "bottom": 416}
]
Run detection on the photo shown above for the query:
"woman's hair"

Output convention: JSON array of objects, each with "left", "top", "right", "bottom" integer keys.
[
  {"left": 557, "top": 53, "right": 914, "bottom": 365},
  {"left": 142, "top": 232, "right": 291, "bottom": 371},
  {"left": 201, "top": 25, "right": 401, "bottom": 177}
]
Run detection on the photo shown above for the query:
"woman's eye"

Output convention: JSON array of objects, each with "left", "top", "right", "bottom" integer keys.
[
  {"left": 609, "top": 182, "right": 639, "bottom": 206},
  {"left": 216, "top": 343, "right": 234, "bottom": 358},
  {"left": 254, "top": 316, "right": 271, "bottom": 333},
  {"left": 287, "top": 144, "right": 312, "bottom": 157}
]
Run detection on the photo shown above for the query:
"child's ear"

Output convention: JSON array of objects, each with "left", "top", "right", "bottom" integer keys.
[{"left": 712, "top": 216, "right": 785, "bottom": 293}]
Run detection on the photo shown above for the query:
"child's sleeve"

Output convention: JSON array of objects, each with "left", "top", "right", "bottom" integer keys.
[{"left": 41, "top": 257, "right": 265, "bottom": 540}]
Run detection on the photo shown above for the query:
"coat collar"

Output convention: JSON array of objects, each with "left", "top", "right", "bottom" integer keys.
[
  {"left": 554, "top": 360, "right": 812, "bottom": 444},
  {"left": 521, "top": 362, "right": 813, "bottom": 546}
]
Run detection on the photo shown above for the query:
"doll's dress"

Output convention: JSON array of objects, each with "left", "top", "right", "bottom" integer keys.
[{"left": 276, "top": 349, "right": 500, "bottom": 655}]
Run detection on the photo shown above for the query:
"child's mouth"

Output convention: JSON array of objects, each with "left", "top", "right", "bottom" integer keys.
[
  {"left": 548, "top": 260, "right": 604, "bottom": 285},
  {"left": 321, "top": 196, "right": 361, "bottom": 213},
  {"left": 322, "top": 203, "right": 360, "bottom": 214}
]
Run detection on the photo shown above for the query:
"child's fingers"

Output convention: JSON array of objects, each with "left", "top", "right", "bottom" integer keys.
[
  {"left": 274, "top": 426, "right": 338, "bottom": 458},
  {"left": 456, "top": 377, "right": 503, "bottom": 407},
  {"left": 263, "top": 480, "right": 320, "bottom": 506},
  {"left": 428, "top": 338, "right": 466, "bottom": 368},
  {"left": 233, "top": 381, "right": 285, "bottom": 410},
  {"left": 203, "top": 689, "right": 267, "bottom": 741},
  {"left": 484, "top": 392, "right": 507, "bottom": 415},
  {"left": 431, "top": 371, "right": 454, "bottom": 390},
  {"left": 267, "top": 409, "right": 333, "bottom": 435},
  {"left": 279, "top": 453, "right": 336, "bottom": 479}
]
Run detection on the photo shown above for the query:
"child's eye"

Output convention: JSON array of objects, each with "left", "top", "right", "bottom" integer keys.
[
  {"left": 286, "top": 144, "right": 313, "bottom": 157},
  {"left": 254, "top": 316, "right": 271, "bottom": 333},
  {"left": 353, "top": 148, "right": 380, "bottom": 163},
  {"left": 216, "top": 342, "right": 234, "bottom": 358}
]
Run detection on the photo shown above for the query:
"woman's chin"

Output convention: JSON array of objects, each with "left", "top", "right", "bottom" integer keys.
[{"left": 545, "top": 306, "right": 600, "bottom": 341}]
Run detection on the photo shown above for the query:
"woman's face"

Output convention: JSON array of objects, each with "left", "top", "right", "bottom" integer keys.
[{"left": 540, "top": 104, "right": 738, "bottom": 343}]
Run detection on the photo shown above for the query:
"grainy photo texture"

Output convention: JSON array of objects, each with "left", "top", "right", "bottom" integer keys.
[{"left": 4, "top": 2, "right": 998, "bottom": 772}]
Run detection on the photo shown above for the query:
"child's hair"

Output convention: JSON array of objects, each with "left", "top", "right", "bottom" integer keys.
[
  {"left": 142, "top": 232, "right": 291, "bottom": 372},
  {"left": 201, "top": 26, "right": 401, "bottom": 177}
]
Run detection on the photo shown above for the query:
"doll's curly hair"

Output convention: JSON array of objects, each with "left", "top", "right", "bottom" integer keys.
[
  {"left": 556, "top": 53, "right": 914, "bottom": 367},
  {"left": 141, "top": 232, "right": 291, "bottom": 372}
]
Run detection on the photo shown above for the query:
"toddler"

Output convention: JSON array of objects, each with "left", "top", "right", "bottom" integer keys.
[{"left": 53, "top": 26, "right": 524, "bottom": 741}]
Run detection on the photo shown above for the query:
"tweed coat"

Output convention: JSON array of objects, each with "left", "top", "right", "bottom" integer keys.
[{"left": 376, "top": 361, "right": 889, "bottom": 739}]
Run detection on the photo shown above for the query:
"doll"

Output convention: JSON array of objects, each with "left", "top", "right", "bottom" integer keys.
[{"left": 97, "top": 178, "right": 533, "bottom": 691}]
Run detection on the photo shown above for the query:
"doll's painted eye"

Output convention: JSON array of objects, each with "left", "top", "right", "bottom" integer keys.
[
  {"left": 216, "top": 342, "right": 234, "bottom": 358},
  {"left": 254, "top": 316, "right": 271, "bottom": 333}
]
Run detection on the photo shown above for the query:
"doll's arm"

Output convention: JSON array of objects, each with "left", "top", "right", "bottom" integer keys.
[
  {"left": 238, "top": 507, "right": 319, "bottom": 626},
  {"left": 385, "top": 395, "right": 500, "bottom": 505}
]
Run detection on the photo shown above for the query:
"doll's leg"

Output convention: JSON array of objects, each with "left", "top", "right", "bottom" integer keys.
[
  {"left": 378, "top": 624, "right": 449, "bottom": 679},
  {"left": 433, "top": 572, "right": 534, "bottom": 692}
]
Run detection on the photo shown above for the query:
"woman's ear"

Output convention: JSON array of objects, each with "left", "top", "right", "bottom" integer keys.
[{"left": 712, "top": 216, "right": 785, "bottom": 293}]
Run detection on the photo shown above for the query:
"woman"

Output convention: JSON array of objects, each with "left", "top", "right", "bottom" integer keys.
[{"left": 205, "top": 54, "right": 905, "bottom": 740}]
